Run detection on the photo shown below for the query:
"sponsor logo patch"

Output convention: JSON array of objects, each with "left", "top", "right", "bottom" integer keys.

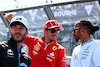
[
  {"left": 33, "top": 50, "right": 38, "bottom": 55},
  {"left": 52, "top": 46, "right": 57, "bottom": 51},
  {"left": 34, "top": 43, "right": 40, "bottom": 51},
  {"left": 54, "top": 21, "right": 58, "bottom": 25},
  {"left": 7, "top": 49, "right": 14, "bottom": 58},
  {"left": 46, "top": 57, "right": 52, "bottom": 61},
  {"left": 74, "top": 52, "right": 78, "bottom": 60}
]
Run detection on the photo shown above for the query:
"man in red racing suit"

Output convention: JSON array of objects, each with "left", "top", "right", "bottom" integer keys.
[{"left": 23, "top": 20, "right": 66, "bottom": 67}]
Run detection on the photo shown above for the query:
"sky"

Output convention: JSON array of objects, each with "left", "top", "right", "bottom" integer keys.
[
  {"left": 0, "top": 0, "right": 65, "bottom": 7},
  {"left": 0, "top": 0, "right": 76, "bottom": 10}
]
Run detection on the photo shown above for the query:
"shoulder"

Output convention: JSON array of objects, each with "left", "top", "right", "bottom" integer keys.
[
  {"left": 90, "top": 40, "right": 100, "bottom": 48},
  {"left": 92, "top": 40, "right": 100, "bottom": 56},
  {"left": 92, "top": 40, "right": 100, "bottom": 49},
  {"left": 25, "top": 35, "right": 36, "bottom": 40},
  {"left": 0, "top": 41, "right": 8, "bottom": 48},
  {"left": 56, "top": 43, "right": 65, "bottom": 50},
  {"left": 93, "top": 40, "right": 100, "bottom": 44},
  {"left": 0, "top": 41, "right": 8, "bottom": 53},
  {"left": 73, "top": 45, "right": 81, "bottom": 53},
  {"left": 25, "top": 35, "right": 41, "bottom": 42},
  {"left": 74, "top": 45, "right": 80, "bottom": 49}
]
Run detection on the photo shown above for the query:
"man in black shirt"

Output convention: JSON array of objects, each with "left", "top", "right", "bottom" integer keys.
[{"left": 0, "top": 16, "right": 31, "bottom": 67}]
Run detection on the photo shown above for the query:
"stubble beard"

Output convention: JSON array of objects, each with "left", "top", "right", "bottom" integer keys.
[
  {"left": 11, "top": 33, "right": 26, "bottom": 43},
  {"left": 50, "top": 39, "right": 55, "bottom": 42}
]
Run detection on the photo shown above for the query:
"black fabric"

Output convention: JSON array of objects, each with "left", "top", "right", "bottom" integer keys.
[{"left": 0, "top": 38, "right": 31, "bottom": 67}]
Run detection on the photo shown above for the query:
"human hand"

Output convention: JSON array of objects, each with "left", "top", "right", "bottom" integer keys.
[{"left": 4, "top": 13, "right": 14, "bottom": 21}]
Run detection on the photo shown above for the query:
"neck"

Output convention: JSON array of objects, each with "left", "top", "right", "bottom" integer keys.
[
  {"left": 45, "top": 39, "right": 51, "bottom": 44},
  {"left": 18, "top": 42, "right": 23, "bottom": 49},
  {"left": 81, "top": 37, "right": 91, "bottom": 44},
  {"left": 44, "top": 37, "right": 52, "bottom": 44}
]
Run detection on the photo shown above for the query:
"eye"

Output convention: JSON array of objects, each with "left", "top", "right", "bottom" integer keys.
[
  {"left": 12, "top": 26, "right": 16, "bottom": 29},
  {"left": 12, "top": 26, "right": 15, "bottom": 28},
  {"left": 20, "top": 27, "right": 24, "bottom": 29}
]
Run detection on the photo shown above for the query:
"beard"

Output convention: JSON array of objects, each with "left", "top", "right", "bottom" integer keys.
[
  {"left": 11, "top": 33, "right": 26, "bottom": 43},
  {"left": 50, "top": 35, "right": 57, "bottom": 42},
  {"left": 75, "top": 39, "right": 79, "bottom": 43},
  {"left": 50, "top": 39, "right": 55, "bottom": 42}
]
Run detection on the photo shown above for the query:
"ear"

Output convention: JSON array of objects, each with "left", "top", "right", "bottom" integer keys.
[
  {"left": 43, "top": 29, "right": 45, "bottom": 32},
  {"left": 9, "top": 29, "right": 11, "bottom": 34},
  {"left": 44, "top": 29, "right": 47, "bottom": 33},
  {"left": 43, "top": 29, "right": 47, "bottom": 35},
  {"left": 80, "top": 27, "right": 85, "bottom": 34},
  {"left": 26, "top": 31, "right": 29, "bottom": 35}
]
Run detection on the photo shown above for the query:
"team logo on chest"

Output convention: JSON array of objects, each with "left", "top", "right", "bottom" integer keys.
[
  {"left": 33, "top": 43, "right": 40, "bottom": 55},
  {"left": 7, "top": 49, "right": 14, "bottom": 58},
  {"left": 34, "top": 43, "right": 40, "bottom": 51},
  {"left": 52, "top": 46, "right": 57, "bottom": 51},
  {"left": 81, "top": 45, "right": 90, "bottom": 59}
]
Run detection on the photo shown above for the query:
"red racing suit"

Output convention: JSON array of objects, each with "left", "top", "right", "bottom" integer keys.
[{"left": 23, "top": 35, "right": 66, "bottom": 67}]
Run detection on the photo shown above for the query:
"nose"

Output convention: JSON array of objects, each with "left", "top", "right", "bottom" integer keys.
[
  {"left": 15, "top": 28, "right": 21, "bottom": 32},
  {"left": 72, "top": 32, "right": 75, "bottom": 35}
]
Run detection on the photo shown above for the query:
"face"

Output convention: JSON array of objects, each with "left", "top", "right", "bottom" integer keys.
[
  {"left": 44, "top": 28, "right": 60, "bottom": 42},
  {"left": 10, "top": 24, "right": 27, "bottom": 43},
  {"left": 72, "top": 22, "right": 81, "bottom": 42}
]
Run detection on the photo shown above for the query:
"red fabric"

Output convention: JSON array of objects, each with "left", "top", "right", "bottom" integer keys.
[
  {"left": 44, "top": 20, "right": 64, "bottom": 31},
  {"left": 23, "top": 36, "right": 66, "bottom": 67}
]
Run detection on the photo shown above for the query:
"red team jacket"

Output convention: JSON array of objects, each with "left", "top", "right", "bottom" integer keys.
[{"left": 23, "top": 35, "right": 66, "bottom": 67}]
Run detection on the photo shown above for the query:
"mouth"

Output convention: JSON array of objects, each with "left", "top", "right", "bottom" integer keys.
[
  {"left": 14, "top": 33, "right": 21, "bottom": 37},
  {"left": 51, "top": 35, "right": 57, "bottom": 39},
  {"left": 52, "top": 35, "right": 57, "bottom": 37}
]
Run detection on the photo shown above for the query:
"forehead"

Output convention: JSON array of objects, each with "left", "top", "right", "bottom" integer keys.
[
  {"left": 11, "top": 22, "right": 25, "bottom": 28},
  {"left": 12, "top": 24, "right": 24, "bottom": 27}
]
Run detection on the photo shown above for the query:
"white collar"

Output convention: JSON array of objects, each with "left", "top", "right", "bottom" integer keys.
[{"left": 81, "top": 38, "right": 93, "bottom": 46}]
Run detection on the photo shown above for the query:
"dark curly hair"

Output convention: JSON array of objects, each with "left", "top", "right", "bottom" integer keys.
[{"left": 79, "top": 20, "right": 99, "bottom": 35}]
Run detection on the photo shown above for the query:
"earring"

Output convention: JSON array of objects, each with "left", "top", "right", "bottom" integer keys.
[{"left": 81, "top": 32, "right": 83, "bottom": 34}]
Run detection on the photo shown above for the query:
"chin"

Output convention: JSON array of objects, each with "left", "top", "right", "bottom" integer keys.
[{"left": 50, "top": 39, "right": 55, "bottom": 42}]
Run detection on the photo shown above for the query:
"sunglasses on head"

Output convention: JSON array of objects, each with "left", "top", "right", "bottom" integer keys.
[
  {"left": 73, "top": 27, "right": 81, "bottom": 33},
  {"left": 46, "top": 28, "right": 61, "bottom": 34}
]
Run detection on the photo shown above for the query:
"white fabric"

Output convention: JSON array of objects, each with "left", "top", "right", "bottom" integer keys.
[
  {"left": 70, "top": 40, "right": 100, "bottom": 67},
  {"left": 10, "top": 16, "right": 29, "bottom": 29}
]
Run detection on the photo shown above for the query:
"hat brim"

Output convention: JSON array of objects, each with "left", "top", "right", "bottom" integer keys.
[
  {"left": 10, "top": 21, "right": 26, "bottom": 28},
  {"left": 48, "top": 26, "right": 64, "bottom": 31}
]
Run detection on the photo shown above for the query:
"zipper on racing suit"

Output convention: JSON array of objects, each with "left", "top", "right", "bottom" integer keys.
[{"left": 17, "top": 43, "right": 22, "bottom": 67}]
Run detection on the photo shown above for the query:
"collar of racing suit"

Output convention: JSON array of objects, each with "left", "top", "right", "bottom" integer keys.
[
  {"left": 41, "top": 36, "right": 57, "bottom": 46},
  {"left": 7, "top": 38, "right": 20, "bottom": 52}
]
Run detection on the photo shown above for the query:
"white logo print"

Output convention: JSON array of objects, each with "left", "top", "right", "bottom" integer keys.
[
  {"left": 7, "top": 49, "right": 14, "bottom": 58},
  {"left": 47, "top": 52, "right": 55, "bottom": 59},
  {"left": 85, "top": 5, "right": 93, "bottom": 15},
  {"left": 46, "top": 52, "right": 55, "bottom": 62}
]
